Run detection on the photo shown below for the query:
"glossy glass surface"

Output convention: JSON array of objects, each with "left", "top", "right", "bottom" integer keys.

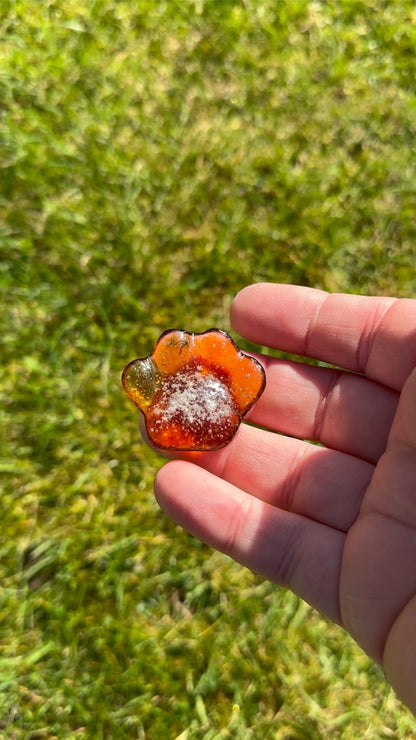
[{"left": 122, "top": 329, "right": 266, "bottom": 451}]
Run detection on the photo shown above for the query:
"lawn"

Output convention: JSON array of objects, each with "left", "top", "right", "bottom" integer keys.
[{"left": 1, "top": 1, "right": 416, "bottom": 737}]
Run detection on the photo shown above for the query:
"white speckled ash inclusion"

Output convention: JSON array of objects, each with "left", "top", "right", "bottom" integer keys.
[{"left": 151, "top": 371, "right": 237, "bottom": 429}]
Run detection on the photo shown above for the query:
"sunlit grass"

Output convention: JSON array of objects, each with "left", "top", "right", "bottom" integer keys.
[{"left": 1, "top": 1, "right": 416, "bottom": 737}]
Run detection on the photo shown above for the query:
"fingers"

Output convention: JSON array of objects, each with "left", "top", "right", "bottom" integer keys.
[
  {"left": 231, "top": 284, "right": 416, "bottom": 390},
  {"left": 141, "top": 394, "right": 375, "bottom": 531},
  {"left": 141, "top": 388, "right": 374, "bottom": 531},
  {"left": 183, "top": 423, "right": 373, "bottom": 532},
  {"left": 246, "top": 355, "right": 398, "bottom": 463},
  {"left": 155, "top": 459, "right": 344, "bottom": 624}
]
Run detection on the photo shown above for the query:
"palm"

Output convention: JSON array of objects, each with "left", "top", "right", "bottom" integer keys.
[{"left": 153, "top": 284, "right": 416, "bottom": 712}]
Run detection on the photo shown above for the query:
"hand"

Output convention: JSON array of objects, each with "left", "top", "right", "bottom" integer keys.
[{"left": 152, "top": 283, "right": 416, "bottom": 714}]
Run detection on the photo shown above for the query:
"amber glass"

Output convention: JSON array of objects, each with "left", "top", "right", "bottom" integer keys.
[{"left": 122, "top": 329, "right": 266, "bottom": 451}]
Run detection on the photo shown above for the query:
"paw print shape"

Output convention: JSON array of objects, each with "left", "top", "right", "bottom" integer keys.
[{"left": 122, "top": 329, "right": 266, "bottom": 451}]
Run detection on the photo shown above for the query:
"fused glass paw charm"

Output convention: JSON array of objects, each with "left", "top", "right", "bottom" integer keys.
[{"left": 122, "top": 329, "right": 266, "bottom": 451}]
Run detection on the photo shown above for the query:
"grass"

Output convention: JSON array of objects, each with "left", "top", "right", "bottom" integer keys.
[{"left": 1, "top": 0, "right": 416, "bottom": 737}]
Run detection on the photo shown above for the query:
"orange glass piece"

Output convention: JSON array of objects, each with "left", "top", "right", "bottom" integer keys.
[{"left": 122, "top": 329, "right": 266, "bottom": 451}]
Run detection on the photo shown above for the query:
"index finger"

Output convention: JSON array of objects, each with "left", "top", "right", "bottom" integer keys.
[{"left": 231, "top": 284, "right": 416, "bottom": 391}]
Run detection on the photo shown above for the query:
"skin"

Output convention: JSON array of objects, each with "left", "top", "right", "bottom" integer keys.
[{"left": 146, "top": 283, "right": 416, "bottom": 714}]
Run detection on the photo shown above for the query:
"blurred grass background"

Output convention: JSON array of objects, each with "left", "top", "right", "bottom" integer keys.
[{"left": 1, "top": 0, "right": 416, "bottom": 737}]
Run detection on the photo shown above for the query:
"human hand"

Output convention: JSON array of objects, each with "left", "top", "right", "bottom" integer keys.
[{"left": 152, "top": 283, "right": 416, "bottom": 713}]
